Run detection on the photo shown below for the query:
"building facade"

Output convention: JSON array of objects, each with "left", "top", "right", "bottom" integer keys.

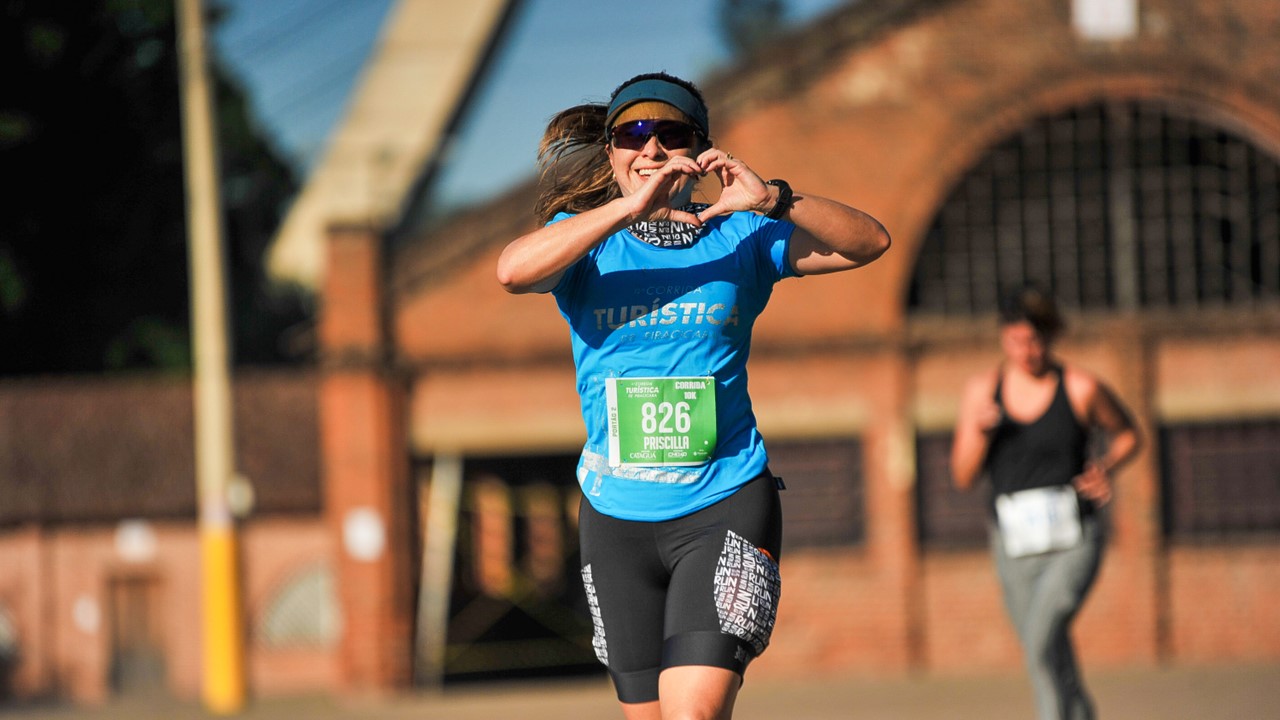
[
  {"left": 3, "top": 0, "right": 1278, "bottom": 706},
  {"left": 0, "top": 373, "right": 334, "bottom": 704},
  {"left": 330, "top": 0, "right": 1280, "bottom": 687}
]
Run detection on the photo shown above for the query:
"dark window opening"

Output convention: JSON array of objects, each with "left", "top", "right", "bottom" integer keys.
[
  {"left": 428, "top": 453, "right": 602, "bottom": 685},
  {"left": 1161, "top": 418, "right": 1280, "bottom": 542},
  {"left": 909, "top": 101, "right": 1280, "bottom": 316},
  {"left": 915, "top": 432, "right": 989, "bottom": 550},
  {"left": 769, "top": 438, "right": 865, "bottom": 549}
]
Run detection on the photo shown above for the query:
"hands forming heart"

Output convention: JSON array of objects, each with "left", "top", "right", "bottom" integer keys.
[{"left": 621, "top": 149, "right": 774, "bottom": 227}]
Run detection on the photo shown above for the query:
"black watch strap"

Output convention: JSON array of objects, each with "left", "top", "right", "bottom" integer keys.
[{"left": 765, "top": 179, "right": 793, "bottom": 220}]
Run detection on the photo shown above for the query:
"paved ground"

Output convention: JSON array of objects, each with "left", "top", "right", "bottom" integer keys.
[{"left": 5, "top": 663, "right": 1277, "bottom": 719}]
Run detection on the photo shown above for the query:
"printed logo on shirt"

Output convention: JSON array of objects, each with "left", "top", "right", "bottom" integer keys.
[{"left": 591, "top": 301, "right": 740, "bottom": 331}]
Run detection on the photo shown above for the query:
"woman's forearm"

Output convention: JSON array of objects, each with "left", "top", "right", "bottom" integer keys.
[
  {"left": 792, "top": 193, "right": 890, "bottom": 261},
  {"left": 785, "top": 192, "right": 891, "bottom": 275},
  {"left": 497, "top": 199, "right": 632, "bottom": 293},
  {"left": 950, "top": 431, "right": 989, "bottom": 491},
  {"left": 1098, "top": 427, "right": 1141, "bottom": 474}
]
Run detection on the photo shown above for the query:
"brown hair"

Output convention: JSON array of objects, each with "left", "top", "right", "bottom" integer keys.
[
  {"left": 533, "top": 72, "right": 711, "bottom": 224},
  {"left": 533, "top": 103, "right": 618, "bottom": 223},
  {"left": 999, "top": 284, "right": 1065, "bottom": 339}
]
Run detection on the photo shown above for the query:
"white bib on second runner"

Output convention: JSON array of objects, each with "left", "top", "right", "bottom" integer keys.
[{"left": 995, "top": 485, "right": 1082, "bottom": 557}]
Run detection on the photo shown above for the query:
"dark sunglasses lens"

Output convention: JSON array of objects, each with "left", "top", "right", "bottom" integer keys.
[
  {"left": 610, "top": 123, "right": 648, "bottom": 150},
  {"left": 656, "top": 121, "right": 697, "bottom": 149},
  {"left": 611, "top": 120, "right": 697, "bottom": 150}
]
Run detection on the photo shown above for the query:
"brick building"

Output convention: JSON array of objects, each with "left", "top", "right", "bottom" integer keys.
[
  {"left": 2, "top": 0, "right": 1278, "bottom": 706},
  {"left": 343, "top": 0, "right": 1280, "bottom": 686},
  {"left": 0, "top": 372, "right": 334, "bottom": 703}
]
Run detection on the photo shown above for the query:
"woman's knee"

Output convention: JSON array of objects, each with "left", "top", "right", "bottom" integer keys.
[{"left": 657, "top": 665, "right": 741, "bottom": 720}]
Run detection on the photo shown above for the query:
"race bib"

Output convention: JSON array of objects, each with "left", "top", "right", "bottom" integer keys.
[
  {"left": 994, "top": 485, "right": 1082, "bottom": 558},
  {"left": 606, "top": 377, "right": 717, "bottom": 467}
]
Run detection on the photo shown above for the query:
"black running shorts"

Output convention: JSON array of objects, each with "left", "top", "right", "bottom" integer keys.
[{"left": 578, "top": 472, "right": 783, "bottom": 704}]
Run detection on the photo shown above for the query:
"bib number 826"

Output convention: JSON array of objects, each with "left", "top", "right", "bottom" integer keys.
[{"left": 640, "top": 401, "right": 692, "bottom": 434}]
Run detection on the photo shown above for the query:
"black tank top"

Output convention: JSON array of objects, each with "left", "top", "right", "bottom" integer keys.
[{"left": 985, "top": 368, "right": 1092, "bottom": 514}]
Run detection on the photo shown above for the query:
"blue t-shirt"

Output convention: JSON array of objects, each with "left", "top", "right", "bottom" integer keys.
[{"left": 550, "top": 210, "right": 795, "bottom": 521}]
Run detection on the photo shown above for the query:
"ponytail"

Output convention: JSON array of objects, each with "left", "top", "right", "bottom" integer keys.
[{"left": 534, "top": 104, "right": 620, "bottom": 223}]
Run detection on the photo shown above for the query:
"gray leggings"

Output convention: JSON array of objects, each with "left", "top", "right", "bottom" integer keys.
[{"left": 991, "top": 514, "right": 1105, "bottom": 720}]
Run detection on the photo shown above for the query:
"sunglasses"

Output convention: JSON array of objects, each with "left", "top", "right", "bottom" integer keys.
[{"left": 609, "top": 119, "right": 703, "bottom": 151}]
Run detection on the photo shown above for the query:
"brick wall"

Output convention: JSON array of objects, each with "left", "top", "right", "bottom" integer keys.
[
  {"left": 319, "top": 223, "right": 415, "bottom": 690},
  {"left": 0, "top": 519, "right": 332, "bottom": 703},
  {"left": 379, "top": 0, "right": 1280, "bottom": 681}
]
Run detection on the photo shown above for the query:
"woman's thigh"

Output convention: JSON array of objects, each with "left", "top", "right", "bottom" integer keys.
[
  {"left": 662, "top": 474, "right": 783, "bottom": 662},
  {"left": 578, "top": 498, "right": 669, "bottom": 681}
]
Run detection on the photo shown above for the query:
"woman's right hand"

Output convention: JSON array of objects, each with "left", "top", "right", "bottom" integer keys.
[
  {"left": 617, "top": 155, "right": 705, "bottom": 226},
  {"left": 973, "top": 400, "right": 1005, "bottom": 436},
  {"left": 950, "top": 371, "right": 1002, "bottom": 490},
  {"left": 499, "top": 157, "right": 705, "bottom": 293}
]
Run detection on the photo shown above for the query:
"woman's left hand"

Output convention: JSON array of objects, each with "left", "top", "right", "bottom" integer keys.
[
  {"left": 694, "top": 149, "right": 774, "bottom": 222},
  {"left": 690, "top": 148, "right": 892, "bottom": 276},
  {"left": 1073, "top": 462, "right": 1114, "bottom": 506}
]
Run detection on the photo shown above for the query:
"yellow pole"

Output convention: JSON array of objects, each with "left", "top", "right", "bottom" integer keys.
[{"left": 175, "top": 0, "right": 246, "bottom": 712}]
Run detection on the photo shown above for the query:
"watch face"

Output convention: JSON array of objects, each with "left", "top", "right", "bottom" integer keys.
[{"left": 766, "top": 180, "right": 792, "bottom": 219}]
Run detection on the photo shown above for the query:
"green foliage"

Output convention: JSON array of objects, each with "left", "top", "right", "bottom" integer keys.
[{"left": 0, "top": 0, "right": 309, "bottom": 375}]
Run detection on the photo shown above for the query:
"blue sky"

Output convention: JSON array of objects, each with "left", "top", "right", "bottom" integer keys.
[{"left": 212, "top": 0, "right": 849, "bottom": 211}]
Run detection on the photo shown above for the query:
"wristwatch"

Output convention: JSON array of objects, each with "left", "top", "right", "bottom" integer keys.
[{"left": 765, "top": 179, "right": 793, "bottom": 219}]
